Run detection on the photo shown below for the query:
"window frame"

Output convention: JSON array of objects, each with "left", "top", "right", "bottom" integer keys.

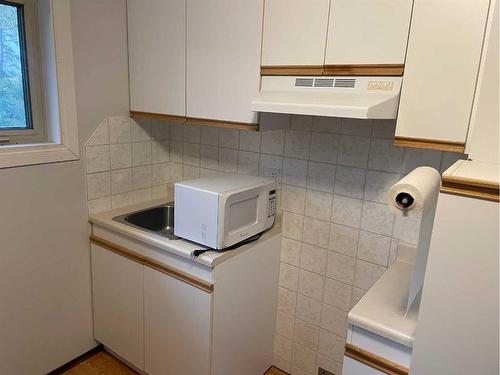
[
  {"left": 0, "top": 0, "right": 47, "bottom": 144},
  {"left": 0, "top": 0, "right": 46, "bottom": 143},
  {"left": 0, "top": 0, "right": 79, "bottom": 168}
]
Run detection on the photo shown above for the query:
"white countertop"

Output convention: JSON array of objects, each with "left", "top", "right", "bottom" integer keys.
[
  {"left": 444, "top": 159, "right": 499, "bottom": 184},
  {"left": 89, "top": 199, "right": 281, "bottom": 268},
  {"left": 348, "top": 260, "right": 419, "bottom": 348}
]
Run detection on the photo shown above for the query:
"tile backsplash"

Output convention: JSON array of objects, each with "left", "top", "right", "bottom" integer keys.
[{"left": 84, "top": 114, "right": 465, "bottom": 375}]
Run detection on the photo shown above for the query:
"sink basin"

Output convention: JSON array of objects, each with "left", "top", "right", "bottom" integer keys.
[{"left": 113, "top": 202, "right": 179, "bottom": 240}]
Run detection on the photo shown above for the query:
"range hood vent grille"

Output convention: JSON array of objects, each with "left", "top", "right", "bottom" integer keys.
[
  {"left": 295, "top": 77, "right": 355, "bottom": 88},
  {"left": 295, "top": 78, "right": 314, "bottom": 87},
  {"left": 334, "top": 78, "right": 356, "bottom": 88},
  {"left": 314, "top": 78, "right": 334, "bottom": 88}
]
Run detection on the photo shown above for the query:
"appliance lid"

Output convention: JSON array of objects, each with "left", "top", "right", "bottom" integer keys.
[{"left": 251, "top": 76, "right": 403, "bottom": 119}]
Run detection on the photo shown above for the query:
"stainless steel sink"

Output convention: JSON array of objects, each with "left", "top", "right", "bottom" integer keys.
[{"left": 113, "top": 202, "right": 179, "bottom": 240}]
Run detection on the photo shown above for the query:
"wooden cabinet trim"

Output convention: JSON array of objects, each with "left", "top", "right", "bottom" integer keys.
[
  {"left": 261, "top": 64, "right": 404, "bottom": 76},
  {"left": 187, "top": 117, "right": 259, "bottom": 131},
  {"left": 260, "top": 65, "right": 325, "bottom": 76},
  {"left": 129, "top": 111, "right": 258, "bottom": 131},
  {"left": 394, "top": 136, "right": 466, "bottom": 153},
  {"left": 90, "top": 235, "right": 214, "bottom": 293},
  {"left": 130, "top": 111, "right": 187, "bottom": 123},
  {"left": 344, "top": 344, "right": 409, "bottom": 375},
  {"left": 441, "top": 175, "right": 500, "bottom": 202},
  {"left": 323, "top": 64, "right": 404, "bottom": 76}
]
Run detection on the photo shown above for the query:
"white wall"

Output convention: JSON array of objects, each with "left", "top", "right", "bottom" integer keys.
[{"left": 0, "top": 1, "right": 129, "bottom": 373}]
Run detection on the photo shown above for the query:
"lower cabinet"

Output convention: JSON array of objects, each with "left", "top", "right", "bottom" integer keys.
[
  {"left": 91, "top": 244, "right": 144, "bottom": 369},
  {"left": 144, "top": 266, "right": 211, "bottom": 375},
  {"left": 90, "top": 231, "right": 281, "bottom": 375},
  {"left": 342, "top": 356, "right": 385, "bottom": 375},
  {"left": 342, "top": 326, "right": 411, "bottom": 375}
]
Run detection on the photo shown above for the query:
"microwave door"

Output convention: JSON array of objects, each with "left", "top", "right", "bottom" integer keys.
[{"left": 222, "top": 188, "right": 264, "bottom": 248}]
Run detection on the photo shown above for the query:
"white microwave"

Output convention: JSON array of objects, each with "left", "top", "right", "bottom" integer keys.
[{"left": 174, "top": 175, "right": 277, "bottom": 249}]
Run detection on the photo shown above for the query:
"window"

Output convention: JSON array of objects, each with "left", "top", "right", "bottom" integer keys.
[
  {"left": 0, "top": 0, "right": 44, "bottom": 144},
  {"left": 0, "top": 0, "right": 79, "bottom": 168}
]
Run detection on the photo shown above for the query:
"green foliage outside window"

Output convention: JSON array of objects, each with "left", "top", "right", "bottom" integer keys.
[{"left": 0, "top": 2, "right": 29, "bottom": 129}]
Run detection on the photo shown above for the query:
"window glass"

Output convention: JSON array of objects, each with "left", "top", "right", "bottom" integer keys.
[{"left": 0, "top": 1, "right": 31, "bottom": 130}]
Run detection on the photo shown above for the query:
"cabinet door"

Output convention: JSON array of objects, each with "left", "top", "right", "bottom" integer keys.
[
  {"left": 395, "top": 0, "right": 490, "bottom": 149},
  {"left": 411, "top": 193, "right": 499, "bottom": 374},
  {"left": 144, "top": 267, "right": 211, "bottom": 375},
  {"left": 91, "top": 244, "right": 144, "bottom": 369},
  {"left": 466, "top": 0, "right": 499, "bottom": 163},
  {"left": 325, "top": 0, "right": 412, "bottom": 65},
  {"left": 261, "top": 0, "right": 330, "bottom": 66},
  {"left": 343, "top": 356, "right": 385, "bottom": 374},
  {"left": 127, "top": 0, "right": 185, "bottom": 116},
  {"left": 186, "top": 0, "right": 262, "bottom": 124}
]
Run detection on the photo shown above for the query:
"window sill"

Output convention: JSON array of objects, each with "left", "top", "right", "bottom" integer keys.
[{"left": 0, "top": 143, "right": 78, "bottom": 169}]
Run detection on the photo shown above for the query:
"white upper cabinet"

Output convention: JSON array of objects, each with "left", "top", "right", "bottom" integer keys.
[
  {"left": 396, "top": 0, "right": 490, "bottom": 150},
  {"left": 261, "top": 0, "right": 330, "bottom": 66},
  {"left": 466, "top": 0, "right": 498, "bottom": 163},
  {"left": 186, "top": 0, "right": 263, "bottom": 124},
  {"left": 127, "top": 0, "right": 186, "bottom": 117},
  {"left": 325, "top": 0, "right": 413, "bottom": 65}
]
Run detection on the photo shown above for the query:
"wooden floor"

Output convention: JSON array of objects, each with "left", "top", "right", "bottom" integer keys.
[{"left": 62, "top": 350, "right": 288, "bottom": 375}]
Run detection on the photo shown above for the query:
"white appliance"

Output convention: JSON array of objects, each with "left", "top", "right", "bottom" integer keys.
[
  {"left": 174, "top": 175, "right": 277, "bottom": 249},
  {"left": 251, "top": 75, "right": 402, "bottom": 119}
]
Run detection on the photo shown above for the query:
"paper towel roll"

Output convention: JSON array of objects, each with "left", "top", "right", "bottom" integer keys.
[{"left": 387, "top": 166, "right": 441, "bottom": 216}]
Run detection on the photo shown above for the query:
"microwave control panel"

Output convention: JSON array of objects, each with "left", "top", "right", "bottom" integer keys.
[{"left": 267, "top": 189, "right": 277, "bottom": 218}]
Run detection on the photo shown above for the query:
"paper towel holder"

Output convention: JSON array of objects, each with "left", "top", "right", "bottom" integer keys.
[{"left": 395, "top": 192, "right": 414, "bottom": 209}]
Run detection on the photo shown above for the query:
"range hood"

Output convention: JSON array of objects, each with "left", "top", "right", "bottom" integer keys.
[{"left": 251, "top": 76, "right": 402, "bottom": 119}]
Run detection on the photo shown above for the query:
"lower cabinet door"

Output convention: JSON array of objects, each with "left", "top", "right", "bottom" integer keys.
[
  {"left": 144, "top": 266, "right": 212, "bottom": 375},
  {"left": 342, "top": 356, "right": 385, "bottom": 375},
  {"left": 91, "top": 244, "right": 144, "bottom": 369}
]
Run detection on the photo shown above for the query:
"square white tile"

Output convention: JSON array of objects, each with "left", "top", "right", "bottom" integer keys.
[
  {"left": 281, "top": 237, "right": 302, "bottom": 266},
  {"left": 334, "top": 166, "right": 366, "bottom": 199},
  {"left": 282, "top": 184, "right": 306, "bottom": 214},
  {"left": 132, "top": 141, "right": 152, "bottom": 166},
  {"left": 110, "top": 168, "right": 132, "bottom": 195},
  {"left": 87, "top": 172, "right": 110, "bottom": 200},
  {"left": 332, "top": 195, "right": 363, "bottom": 228},
  {"left": 109, "top": 117, "right": 131, "bottom": 144},
  {"left": 360, "top": 201, "right": 395, "bottom": 236},
  {"left": 302, "top": 217, "right": 330, "bottom": 248},
  {"left": 337, "top": 135, "right": 370, "bottom": 168},
  {"left": 307, "top": 162, "right": 335, "bottom": 193},
  {"left": 219, "top": 128, "right": 239, "bottom": 149},
  {"left": 261, "top": 129, "right": 285, "bottom": 155},
  {"left": 368, "top": 138, "right": 404, "bottom": 173},
  {"left": 353, "top": 259, "right": 386, "bottom": 290},
  {"left": 300, "top": 244, "right": 327, "bottom": 275},
  {"left": 86, "top": 145, "right": 110, "bottom": 173},
  {"left": 298, "top": 269, "right": 324, "bottom": 301},
  {"left": 305, "top": 190, "right": 333, "bottom": 220},
  {"left": 237, "top": 151, "right": 260, "bottom": 175},
  {"left": 329, "top": 224, "right": 359, "bottom": 257},
  {"left": 239, "top": 130, "right": 261, "bottom": 152},
  {"left": 357, "top": 231, "right": 391, "bottom": 266},
  {"left": 310, "top": 133, "right": 339, "bottom": 164},
  {"left": 283, "top": 158, "right": 308, "bottom": 187},
  {"left": 326, "top": 251, "right": 355, "bottom": 284},
  {"left": 131, "top": 118, "right": 152, "bottom": 142},
  {"left": 284, "top": 130, "right": 311, "bottom": 159},
  {"left": 364, "top": 170, "right": 400, "bottom": 203}
]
